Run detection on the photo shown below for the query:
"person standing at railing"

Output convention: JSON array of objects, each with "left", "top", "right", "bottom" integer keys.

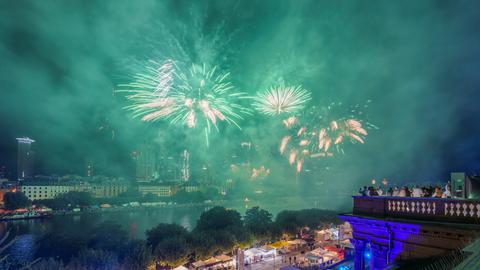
[
  {"left": 392, "top": 187, "right": 400, "bottom": 196},
  {"left": 432, "top": 187, "right": 443, "bottom": 198},
  {"left": 367, "top": 186, "right": 378, "bottom": 196},
  {"left": 387, "top": 187, "right": 394, "bottom": 196},
  {"left": 412, "top": 186, "right": 423, "bottom": 197},
  {"left": 442, "top": 184, "right": 452, "bottom": 198},
  {"left": 405, "top": 186, "right": 412, "bottom": 197}
]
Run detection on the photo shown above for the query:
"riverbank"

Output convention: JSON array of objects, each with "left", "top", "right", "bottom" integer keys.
[{"left": 1, "top": 193, "right": 350, "bottom": 222}]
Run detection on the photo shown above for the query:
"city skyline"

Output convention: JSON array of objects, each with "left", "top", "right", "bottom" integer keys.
[
  {"left": 1, "top": 1, "right": 480, "bottom": 269},
  {"left": 0, "top": 1, "right": 479, "bottom": 187}
]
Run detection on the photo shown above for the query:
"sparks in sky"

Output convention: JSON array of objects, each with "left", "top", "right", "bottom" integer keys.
[
  {"left": 253, "top": 85, "right": 311, "bottom": 116},
  {"left": 317, "top": 119, "right": 368, "bottom": 153},
  {"left": 250, "top": 165, "right": 270, "bottom": 180},
  {"left": 307, "top": 102, "right": 375, "bottom": 154},
  {"left": 279, "top": 124, "right": 312, "bottom": 173},
  {"left": 168, "top": 63, "right": 251, "bottom": 131},
  {"left": 119, "top": 61, "right": 251, "bottom": 145},
  {"left": 120, "top": 59, "right": 176, "bottom": 97},
  {"left": 278, "top": 101, "right": 375, "bottom": 173}
]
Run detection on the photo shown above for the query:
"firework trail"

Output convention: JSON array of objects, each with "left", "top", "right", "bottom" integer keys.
[
  {"left": 253, "top": 85, "right": 311, "bottom": 116},
  {"left": 119, "top": 61, "right": 251, "bottom": 145},
  {"left": 280, "top": 122, "right": 312, "bottom": 173},
  {"left": 317, "top": 119, "right": 368, "bottom": 152},
  {"left": 121, "top": 59, "right": 176, "bottom": 97}
]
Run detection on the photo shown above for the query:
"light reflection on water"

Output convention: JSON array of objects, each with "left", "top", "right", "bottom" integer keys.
[
  {"left": 0, "top": 195, "right": 349, "bottom": 263},
  {"left": 7, "top": 234, "right": 36, "bottom": 263},
  {"left": 1, "top": 206, "right": 207, "bottom": 263}
]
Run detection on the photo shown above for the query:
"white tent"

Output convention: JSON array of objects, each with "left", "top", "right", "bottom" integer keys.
[{"left": 173, "top": 265, "right": 189, "bottom": 270}]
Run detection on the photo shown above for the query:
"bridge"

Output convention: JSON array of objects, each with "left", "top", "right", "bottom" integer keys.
[{"left": 340, "top": 196, "right": 480, "bottom": 269}]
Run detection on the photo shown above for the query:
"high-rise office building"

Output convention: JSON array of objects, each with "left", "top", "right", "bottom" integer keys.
[
  {"left": 157, "top": 154, "right": 179, "bottom": 182},
  {"left": 16, "top": 137, "right": 35, "bottom": 181},
  {"left": 133, "top": 144, "right": 157, "bottom": 182}
]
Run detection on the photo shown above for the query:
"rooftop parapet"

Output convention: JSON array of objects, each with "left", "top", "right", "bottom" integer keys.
[{"left": 353, "top": 196, "right": 480, "bottom": 224}]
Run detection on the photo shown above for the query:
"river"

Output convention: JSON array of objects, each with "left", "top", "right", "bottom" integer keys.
[{"left": 0, "top": 194, "right": 351, "bottom": 263}]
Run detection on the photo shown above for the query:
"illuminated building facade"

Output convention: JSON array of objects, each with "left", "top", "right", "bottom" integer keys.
[
  {"left": 20, "top": 183, "right": 72, "bottom": 200},
  {"left": 91, "top": 182, "right": 128, "bottom": 198},
  {"left": 138, "top": 184, "right": 178, "bottom": 197},
  {"left": 16, "top": 137, "right": 35, "bottom": 181},
  {"left": 341, "top": 196, "right": 480, "bottom": 269}
]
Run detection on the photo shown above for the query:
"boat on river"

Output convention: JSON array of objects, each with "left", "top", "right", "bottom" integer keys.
[{"left": 0, "top": 209, "right": 52, "bottom": 221}]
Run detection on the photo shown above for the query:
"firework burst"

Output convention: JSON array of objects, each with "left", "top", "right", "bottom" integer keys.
[
  {"left": 253, "top": 85, "right": 311, "bottom": 116},
  {"left": 307, "top": 101, "right": 375, "bottom": 154},
  {"left": 121, "top": 59, "right": 176, "bottom": 97},
  {"left": 278, "top": 101, "right": 376, "bottom": 173},
  {"left": 119, "top": 61, "right": 251, "bottom": 145},
  {"left": 279, "top": 121, "right": 312, "bottom": 173}
]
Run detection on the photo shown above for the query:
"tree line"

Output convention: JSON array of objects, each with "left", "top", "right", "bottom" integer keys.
[{"left": 1, "top": 205, "right": 339, "bottom": 269}]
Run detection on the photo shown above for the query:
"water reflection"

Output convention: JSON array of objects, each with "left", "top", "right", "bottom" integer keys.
[
  {"left": 7, "top": 234, "right": 36, "bottom": 263},
  {"left": 0, "top": 195, "right": 348, "bottom": 262}
]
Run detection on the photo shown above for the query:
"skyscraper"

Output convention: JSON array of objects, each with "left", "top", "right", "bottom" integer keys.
[
  {"left": 181, "top": 149, "right": 190, "bottom": 182},
  {"left": 133, "top": 144, "right": 157, "bottom": 182},
  {"left": 16, "top": 137, "right": 35, "bottom": 181}
]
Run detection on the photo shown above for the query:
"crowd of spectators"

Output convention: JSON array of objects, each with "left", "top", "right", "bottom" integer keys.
[{"left": 359, "top": 182, "right": 452, "bottom": 198}]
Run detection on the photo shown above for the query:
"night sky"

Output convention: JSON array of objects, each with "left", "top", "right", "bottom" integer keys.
[{"left": 0, "top": 0, "right": 479, "bottom": 189}]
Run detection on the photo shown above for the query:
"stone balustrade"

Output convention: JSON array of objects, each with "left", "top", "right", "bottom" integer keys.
[{"left": 353, "top": 196, "right": 480, "bottom": 224}]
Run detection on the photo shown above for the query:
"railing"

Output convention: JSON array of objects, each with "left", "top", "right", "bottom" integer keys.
[{"left": 352, "top": 196, "right": 480, "bottom": 224}]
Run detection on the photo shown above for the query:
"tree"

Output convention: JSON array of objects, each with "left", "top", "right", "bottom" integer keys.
[
  {"left": 274, "top": 209, "right": 340, "bottom": 236},
  {"left": 121, "top": 241, "right": 153, "bottom": 270},
  {"left": 194, "top": 206, "right": 249, "bottom": 252},
  {"left": 190, "top": 232, "right": 217, "bottom": 260},
  {"left": 67, "top": 249, "right": 119, "bottom": 270},
  {"left": 275, "top": 210, "right": 300, "bottom": 235},
  {"left": 195, "top": 206, "right": 243, "bottom": 231},
  {"left": 36, "top": 232, "right": 89, "bottom": 262},
  {"left": 3, "top": 192, "right": 31, "bottom": 210},
  {"left": 146, "top": 223, "right": 191, "bottom": 267},
  {"left": 153, "top": 236, "right": 190, "bottom": 267},
  {"left": 295, "top": 209, "right": 339, "bottom": 228},
  {"left": 61, "top": 191, "right": 92, "bottom": 207},
  {"left": 89, "top": 221, "right": 128, "bottom": 253},
  {"left": 244, "top": 206, "right": 273, "bottom": 240},
  {"left": 146, "top": 223, "right": 189, "bottom": 248}
]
